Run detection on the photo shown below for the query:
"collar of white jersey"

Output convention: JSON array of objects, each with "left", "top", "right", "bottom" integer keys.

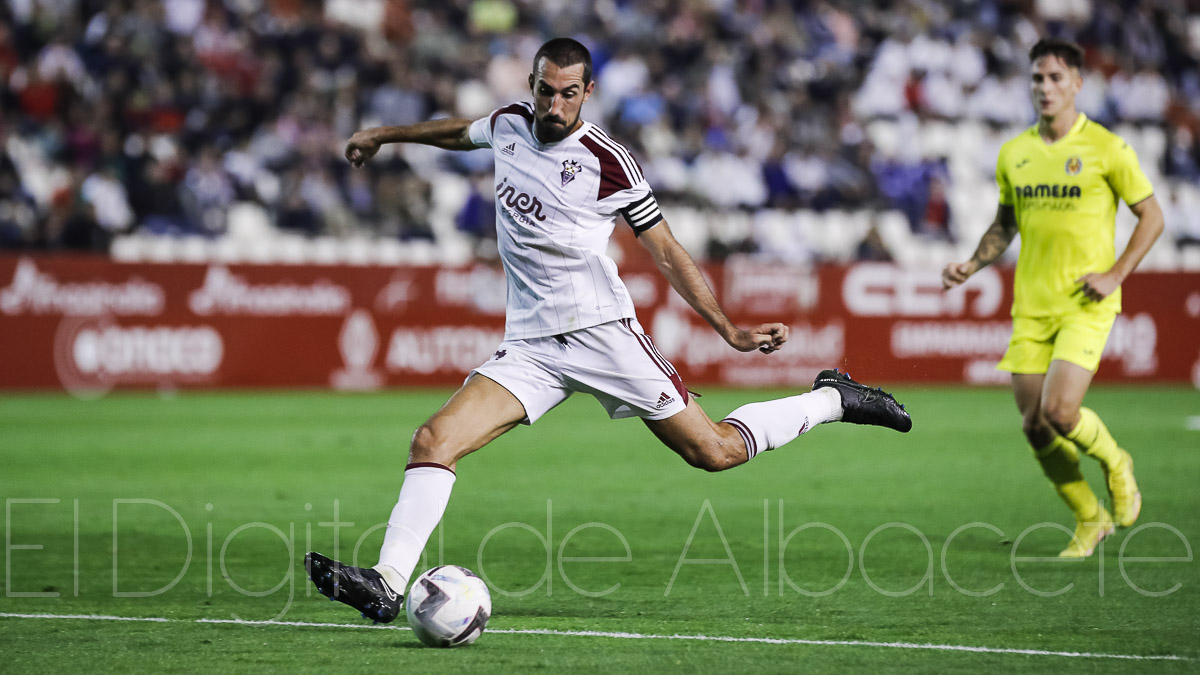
[{"left": 533, "top": 119, "right": 592, "bottom": 149}]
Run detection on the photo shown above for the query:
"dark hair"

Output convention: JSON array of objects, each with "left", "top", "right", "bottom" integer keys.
[
  {"left": 533, "top": 38, "right": 593, "bottom": 85},
  {"left": 1029, "top": 38, "right": 1084, "bottom": 69}
]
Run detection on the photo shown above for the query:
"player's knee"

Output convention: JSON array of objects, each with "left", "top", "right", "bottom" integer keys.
[
  {"left": 409, "top": 424, "right": 455, "bottom": 464},
  {"left": 682, "top": 439, "right": 741, "bottom": 473},
  {"left": 1021, "top": 414, "right": 1042, "bottom": 438},
  {"left": 1040, "top": 402, "right": 1078, "bottom": 436},
  {"left": 690, "top": 454, "right": 733, "bottom": 473},
  {"left": 1021, "top": 413, "right": 1054, "bottom": 446},
  {"left": 696, "top": 453, "right": 734, "bottom": 473}
]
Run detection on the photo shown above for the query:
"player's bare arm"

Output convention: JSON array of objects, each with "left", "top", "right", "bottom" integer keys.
[
  {"left": 1075, "top": 194, "right": 1164, "bottom": 302},
  {"left": 345, "top": 118, "right": 477, "bottom": 167},
  {"left": 942, "top": 204, "right": 1018, "bottom": 289},
  {"left": 638, "top": 220, "right": 788, "bottom": 354}
]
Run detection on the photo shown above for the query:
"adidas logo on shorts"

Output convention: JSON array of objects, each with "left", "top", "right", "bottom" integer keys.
[{"left": 654, "top": 391, "right": 675, "bottom": 410}]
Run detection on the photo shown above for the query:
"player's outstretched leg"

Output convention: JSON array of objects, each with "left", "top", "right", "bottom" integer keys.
[
  {"left": 812, "top": 369, "right": 912, "bottom": 432},
  {"left": 649, "top": 369, "right": 912, "bottom": 470},
  {"left": 305, "top": 551, "right": 403, "bottom": 623}
]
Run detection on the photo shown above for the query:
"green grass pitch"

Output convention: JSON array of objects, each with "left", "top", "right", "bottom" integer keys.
[{"left": 2, "top": 385, "right": 1198, "bottom": 673}]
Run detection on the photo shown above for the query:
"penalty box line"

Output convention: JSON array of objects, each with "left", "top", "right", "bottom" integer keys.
[{"left": 0, "top": 612, "right": 1189, "bottom": 662}]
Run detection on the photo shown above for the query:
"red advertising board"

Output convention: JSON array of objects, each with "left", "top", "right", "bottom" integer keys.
[{"left": 1, "top": 254, "right": 1197, "bottom": 393}]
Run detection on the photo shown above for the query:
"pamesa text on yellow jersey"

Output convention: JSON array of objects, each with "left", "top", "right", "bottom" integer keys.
[{"left": 996, "top": 113, "right": 1153, "bottom": 317}]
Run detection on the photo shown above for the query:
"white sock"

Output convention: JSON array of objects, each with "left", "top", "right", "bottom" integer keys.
[
  {"left": 722, "top": 388, "right": 842, "bottom": 459},
  {"left": 374, "top": 464, "right": 456, "bottom": 592}
]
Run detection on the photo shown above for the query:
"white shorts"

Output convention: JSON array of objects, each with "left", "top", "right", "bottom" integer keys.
[{"left": 470, "top": 318, "right": 690, "bottom": 424}]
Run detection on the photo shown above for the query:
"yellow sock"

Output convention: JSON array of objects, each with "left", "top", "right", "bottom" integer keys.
[
  {"left": 1057, "top": 480, "right": 1101, "bottom": 521},
  {"left": 1034, "top": 437, "right": 1098, "bottom": 519},
  {"left": 1067, "top": 407, "right": 1123, "bottom": 468},
  {"left": 1033, "top": 436, "right": 1083, "bottom": 485}
]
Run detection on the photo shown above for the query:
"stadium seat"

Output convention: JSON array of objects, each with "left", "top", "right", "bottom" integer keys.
[
  {"left": 751, "top": 210, "right": 790, "bottom": 260},
  {"left": 710, "top": 210, "right": 752, "bottom": 252},
  {"left": 1144, "top": 239, "right": 1179, "bottom": 270},
  {"left": 212, "top": 236, "right": 246, "bottom": 264},
  {"left": 277, "top": 234, "right": 310, "bottom": 264},
  {"left": 242, "top": 237, "right": 276, "bottom": 264},
  {"left": 1143, "top": 125, "right": 1166, "bottom": 164},
  {"left": 311, "top": 237, "right": 340, "bottom": 265},
  {"left": 793, "top": 209, "right": 819, "bottom": 249},
  {"left": 149, "top": 235, "right": 182, "bottom": 263},
  {"left": 867, "top": 119, "right": 900, "bottom": 158},
  {"left": 178, "top": 236, "right": 210, "bottom": 264},
  {"left": 817, "top": 210, "right": 866, "bottom": 261},
  {"left": 372, "top": 238, "right": 406, "bottom": 266},
  {"left": 341, "top": 237, "right": 374, "bottom": 266},
  {"left": 1181, "top": 246, "right": 1200, "bottom": 271},
  {"left": 919, "top": 121, "right": 954, "bottom": 159},
  {"left": 109, "top": 234, "right": 145, "bottom": 262},
  {"left": 664, "top": 207, "right": 707, "bottom": 256},
  {"left": 407, "top": 240, "right": 437, "bottom": 266},
  {"left": 437, "top": 235, "right": 474, "bottom": 266}
]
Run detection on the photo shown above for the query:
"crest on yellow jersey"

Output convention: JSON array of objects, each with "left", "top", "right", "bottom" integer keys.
[{"left": 1065, "top": 156, "right": 1083, "bottom": 175}]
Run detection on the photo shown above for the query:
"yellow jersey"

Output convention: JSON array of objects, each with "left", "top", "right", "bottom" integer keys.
[{"left": 995, "top": 113, "right": 1153, "bottom": 317}]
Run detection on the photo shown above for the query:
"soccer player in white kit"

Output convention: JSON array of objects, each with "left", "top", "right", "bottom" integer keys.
[{"left": 307, "top": 38, "right": 912, "bottom": 624}]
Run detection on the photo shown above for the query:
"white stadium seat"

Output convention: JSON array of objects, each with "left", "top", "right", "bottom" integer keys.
[
  {"left": 311, "top": 236, "right": 340, "bottom": 265},
  {"left": 372, "top": 238, "right": 406, "bottom": 266},
  {"left": 177, "top": 236, "right": 210, "bottom": 264},
  {"left": 341, "top": 237, "right": 374, "bottom": 266},
  {"left": 109, "top": 234, "right": 145, "bottom": 262},
  {"left": 1181, "top": 246, "right": 1200, "bottom": 271},
  {"left": 212, "top": 236, "right": 245, "bottom": 264}
]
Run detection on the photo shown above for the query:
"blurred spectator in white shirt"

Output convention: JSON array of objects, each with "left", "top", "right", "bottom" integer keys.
[
  {"left": 1110, "top": 66, "right": 1171, "bottom": 123},
  {"left": 81, "top": 166, "right": 133, "bottom": 234}
]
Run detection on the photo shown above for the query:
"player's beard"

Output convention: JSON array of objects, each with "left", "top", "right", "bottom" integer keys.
[{"left": 535, "top": 113, "right": 575, "bottom": 143}]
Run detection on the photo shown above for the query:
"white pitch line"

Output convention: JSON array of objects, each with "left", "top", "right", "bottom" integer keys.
[
  {"left": 197, "top": 618, "right": 405, "bottom": 631},
  {"left": 0, "top": 612, "right": 169, "bottom": 623},
  {"left": 0, "top": 612, "right": 1189, "bottom": 662}
]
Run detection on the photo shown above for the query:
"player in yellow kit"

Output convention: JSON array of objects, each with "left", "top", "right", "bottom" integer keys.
[{"left": 943, "top": 38, "right": 1164, "bottom": 558}]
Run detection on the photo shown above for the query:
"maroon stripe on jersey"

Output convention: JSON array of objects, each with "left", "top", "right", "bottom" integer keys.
[
  {"left": 406, "top": 462, "right": 456, "bottom": 475},
  {"left": 579, "top": 133, "right": 633, "bottom": 200},
  {"left": 621, "top": 319, "right": 689, "bottom": 405},
  {"left": 591, "top": 126, "right": 644, "bottom": 182},
  {"left": 490, "top": 103, "right": 534, "bottom": 133},
  {"left": 723, "top": 417, "right": 758, "bottom": 459}
]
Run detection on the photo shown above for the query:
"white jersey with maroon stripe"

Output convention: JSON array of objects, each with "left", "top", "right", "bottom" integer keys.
[{"left": 467, "top": 102, "right": 663, "bottom": 340}]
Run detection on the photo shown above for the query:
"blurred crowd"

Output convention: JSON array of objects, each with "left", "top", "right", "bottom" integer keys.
[{"left": 1, "top": 0, "right": 1199, "bottom": 258}]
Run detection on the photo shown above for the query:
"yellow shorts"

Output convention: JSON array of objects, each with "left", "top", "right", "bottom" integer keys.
[{"left": 997, "top": 309, "right": 1117, "bottom": 374}]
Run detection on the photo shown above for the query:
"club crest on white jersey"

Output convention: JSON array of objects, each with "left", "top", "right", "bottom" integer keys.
[{"left": 560, "top": 159, "right": 582, "bottom": 187}]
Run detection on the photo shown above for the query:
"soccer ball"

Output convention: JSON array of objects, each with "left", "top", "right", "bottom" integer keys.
[{"left": 406, "top": 565, "right": 492, "bottom": 647}]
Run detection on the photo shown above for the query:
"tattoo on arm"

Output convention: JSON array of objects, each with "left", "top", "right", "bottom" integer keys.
[{"left": 969, "top": 206, "right": 1017, "bottom": 269}]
